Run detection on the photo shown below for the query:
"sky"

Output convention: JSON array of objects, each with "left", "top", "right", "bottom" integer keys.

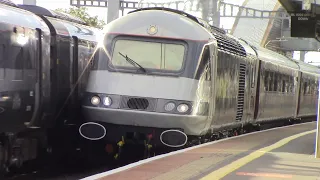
[{"left": 10, "top": 0, "right": 320, "bottom": 64}]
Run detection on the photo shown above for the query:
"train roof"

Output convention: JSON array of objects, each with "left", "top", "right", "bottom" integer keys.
[
  {"left": 0, "top": 3, "right": 50, "bottom": 32},
  {"left": 17, "top": 5, "right": 87, "bottom": 25},
  {"left": 107, "top": 7, "right": 213, "bottom": 42},
  {"left": 0, "top": 0, "right": 17, "bottom": 7},
  {"left": 255, "top": 46, "right": 299, "bottom": 70},
  {"left": 293, "top": 59, "right": 320, "bottom": 76},
  {"left": 46, "top": 16, "right": 101, "bottom": 42}
]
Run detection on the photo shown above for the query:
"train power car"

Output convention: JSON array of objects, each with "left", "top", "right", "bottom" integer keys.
[
  {"left": 0, "top": 1, "right": 100, "bottom": 173},
  {"left": 79, "top": 7, "right": 319, "bottom": 156}
]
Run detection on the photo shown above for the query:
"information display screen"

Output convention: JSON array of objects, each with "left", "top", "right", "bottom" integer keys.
[{"left": 291, "top": 12, "right": 317, "bottom": 38}]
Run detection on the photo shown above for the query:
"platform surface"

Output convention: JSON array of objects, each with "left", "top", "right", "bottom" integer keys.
[{"left": 83, "top": 122, "right": 320, "bottom": 180}]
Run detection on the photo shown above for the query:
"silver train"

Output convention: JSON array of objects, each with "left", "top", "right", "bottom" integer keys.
[{"left": 80, "top": 7, "right": 319, "bottom": 148}]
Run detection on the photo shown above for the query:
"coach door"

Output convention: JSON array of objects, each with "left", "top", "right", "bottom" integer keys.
[
  {"left": 27, "top": 28, "right": 43, "bottom": 127},
  {"left": 200, "top": 42, "right": 218, "bottom": 131}
]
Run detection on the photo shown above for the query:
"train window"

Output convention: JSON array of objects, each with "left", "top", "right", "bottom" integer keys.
[
  {"left": 0, "top": 44, "right": 4, "bottom": 79},
  {"left": 264, "top": 71, "right": 269, "bottom": 91},
  {"left": 24, "top": 48, "right": 32, "bottom": 69},
  {"left": 6, "top": 46, "right": 23, "bottom": 80},
  {"left": 269, "top": 71, "right": 274, "bottom": 91},
  {"left": 251, "top": 66, "right": 255, "bottom": 88},
  {"left": 288, "top": 76, "right": 293, "bottom": 93},
  {"left": 112, "top": 39, "right": 185, "bottom": 71},
  {"left": 282, "top": 79, "right": 285, "bottom": 93},
  {"left": 273, "top": 73, "right": 279, "bottom": 91},
  {"left": 303, "top": 81, "right": 308, "bottom": 95}
]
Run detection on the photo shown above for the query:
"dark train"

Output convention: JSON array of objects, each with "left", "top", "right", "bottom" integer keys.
[
  {"left": 0, "top": 1, "right": 100, "bottom": 173},
  {"left": 80, "top": 7, "right": 319, "bottom": 155}
]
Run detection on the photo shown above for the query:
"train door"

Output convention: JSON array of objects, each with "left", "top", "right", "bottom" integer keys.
[
  {"left": 70, "top": 36, "right": 79, "bottom": 114},
  {"left": 0, "top": 26, "right": 38, "bottom": 131},
  {"left": 0, "top": 33, "right": 5, "bottom": 126},
  {"left": 253, "top": 59, "right": 262, "bottom": 120},
  {"left": 294, "top": 71, "right": 302, "bottom": 117},
  {"left": 26, "top": 28, "right": 43, "bottom": 127},
  {"left": 248, "top": 60, "right": 257, "bottom": 120},
  {"left": 200, "top": 42, "right": 217, "bottom": 132}
]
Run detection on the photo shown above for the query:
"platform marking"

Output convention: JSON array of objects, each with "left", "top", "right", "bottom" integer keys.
[
  {"left": 80, "top": 122, "right": 314, "bottom": 180},
  {"left": 200, "top": 129, "right": 316, "bottom": 180},
  {"left": 236, "top": 172, "right": 292, "bottom": 178}
]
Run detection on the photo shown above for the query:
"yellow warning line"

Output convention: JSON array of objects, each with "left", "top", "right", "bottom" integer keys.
[{"left": 200, "top": 129, "right": 316, "bottom": 180}]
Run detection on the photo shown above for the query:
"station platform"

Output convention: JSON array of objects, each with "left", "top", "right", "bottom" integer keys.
[{"left": 82, "top": 122, "right": 319, "bottom": 180}]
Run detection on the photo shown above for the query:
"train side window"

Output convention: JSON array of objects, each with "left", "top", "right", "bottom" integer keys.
[
  {"left": 273, "top": 73, "right": 279, "bottom": 91},
  {"left": 0, "top": 44, "right": 4, "bottom": 79},
  {"left": 303, "top": 81, "right": 307, "bottom": 95},
  {"left": 251, "top": 66, "right": 255, "bottom": 88},
  {"left": 289, "top": 76, "right": 294, "bottom": 93},
  {"left": 264, "top": 70, "right": 269, "bottom": 91},
  {"left": 282, "top": 79, "right": 285, "bottom": 92},
  {"left": 269, "top": 71, "right": 274, "bottom": 91},
  {"left": 6, "top": 46, "right": 23, "bottom": 80},
  {"left": 24, "top": 47, "right": 32, "bottom": 69}
]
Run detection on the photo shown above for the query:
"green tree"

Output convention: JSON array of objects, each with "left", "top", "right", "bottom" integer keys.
[{"left": 55, "top": 7, "right": 106, "bottom": 29}]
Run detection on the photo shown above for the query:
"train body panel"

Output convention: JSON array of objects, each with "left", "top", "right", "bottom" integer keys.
[
  {"left": 86, "top": 71, "right": 207, "bottom": 101},
  {"left": 251, "top": 46, "right": 300, "bottom": 123},
  {"left": 0, "top": 3, "right": 51, "bottom": 132}
]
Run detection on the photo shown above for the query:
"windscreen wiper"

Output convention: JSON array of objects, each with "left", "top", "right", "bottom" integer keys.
[{"left": 118, "top": 52, "right": 147, "bottom": 73}]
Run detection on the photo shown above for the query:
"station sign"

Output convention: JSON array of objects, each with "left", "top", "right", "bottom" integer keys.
[{"left": 291, "top": 12, "right": 317, "bottom": 38}]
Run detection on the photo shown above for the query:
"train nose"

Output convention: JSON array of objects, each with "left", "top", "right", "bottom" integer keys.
[
  {"left": 160, "top": 130, "right": 188, "bottom": 148},
  {"left": 79, "top": 122, "right": 106, "bottom": 140}
]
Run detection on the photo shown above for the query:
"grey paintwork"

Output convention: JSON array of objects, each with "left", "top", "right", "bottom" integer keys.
[
  {"left": 102, "top": 9, "right": 214, "bottom": 41},
  {"left": 83, "top": 106, "right": 208, "bottom": 135},
  {"left": 86, "top": 71, "right": 210, "bottom": 102}
]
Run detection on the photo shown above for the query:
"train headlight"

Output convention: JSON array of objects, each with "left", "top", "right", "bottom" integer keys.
[
  {"left": 177, "top": 104, "right": 189, "bottom": 113},
  {"left": 164, "top": 102, "right": 175, "bottom": 111},
  {"left": 103, "top": 96, "right": 112, "bottom": 106},
  {"left": 91, "top": 96, "right": 100, "bottom": 105}
]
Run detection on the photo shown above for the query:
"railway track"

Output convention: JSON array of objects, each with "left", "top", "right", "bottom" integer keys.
[{"left": 3, "top": 118, "right": 314, "bottom": 180}]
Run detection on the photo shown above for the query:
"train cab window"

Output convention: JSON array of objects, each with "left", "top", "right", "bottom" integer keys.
[
  {"left": 0, "top": 44, "right": 4, "bottom": 79},
  {"left": 112, "top": 39, "right": 185, "bottom": 71}
]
